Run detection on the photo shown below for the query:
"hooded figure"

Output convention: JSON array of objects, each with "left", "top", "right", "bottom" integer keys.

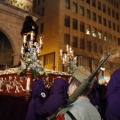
[
  {"left": 21, "top": 16, "right": 38, "bottom": 42},
  {"left": 105, "top": 68, "right": 120, "bottom": 120},
  {"left": 25, "top": 79, "right": 47, "bottom": 120},
  {"left": 34, "top": 78, "right": 68, "bottom": 120},
  {"left": 88, "top": 79, "right": 101, "bottom": 109}
]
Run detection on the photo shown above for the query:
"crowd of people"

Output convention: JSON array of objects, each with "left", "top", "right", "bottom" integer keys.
[
  {"left": 20, "top": 16, "right": 120, "bottom": 120},
  {"left": 25, "top": 66, "right": 120, "bottom": 120}
]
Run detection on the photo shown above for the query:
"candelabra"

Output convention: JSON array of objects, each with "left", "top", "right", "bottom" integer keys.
[
  {"left": 21, "top": 32, "right": 43, "bottom": 59},
  {"left": 18, "top": 30, "right": 45, "bottom": 93},
  {"left": 60, "top": 45, "right": 77, "bottom": 74}
]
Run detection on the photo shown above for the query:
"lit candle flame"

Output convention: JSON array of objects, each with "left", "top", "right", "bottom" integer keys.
[{"left": 26, "top": 77, "right": 30, "bottom": 92}]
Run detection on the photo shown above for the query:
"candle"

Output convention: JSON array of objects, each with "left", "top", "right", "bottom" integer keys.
[
  {"left": 60, "top": 49, "right": 62, "bottom": 57},
  {"left": 75, "top": 56, "right": 77, "bottom": 64},
  {"left": 37, "top": 48, "right": 40, "bottom": 54},
  {"left": 63, "top": 58, "right": 65, "bottom": 64},
  {"left": 21, "top": 46, "right": 24, "bottom": 54},
  {"left": 71, "top": 50, "right": 73, "bottom": 54},
  {"left": 64, "top": 53, "right": 67, "bottom": 60},
  {"left": 66, "top": 45, "right": 68, "bottom": 51},
  {"left": 39, "top": 37, "right": 43, "bottom": 45},
  {"left": 70, "top": 47, "right": 71, "bottom": 53},
  {"left": 23, "top": 35, "right": 26, "bottom": 43},
  {"left": 26, "top": 77, "right": 30, "bottom": 92},
  {"left": 31, "top": 31, "right": 34, "bottom": 40}
]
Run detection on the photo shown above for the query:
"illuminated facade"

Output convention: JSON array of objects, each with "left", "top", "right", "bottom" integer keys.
[
  {"left": 3, "top": 0, "right": 33, "bottom": 12},
  {"left": 0, "top": 1, "right": 39, "bottom": 69},
  {"left": 34, "top": 0, "right": 120, "bottom": 75}
]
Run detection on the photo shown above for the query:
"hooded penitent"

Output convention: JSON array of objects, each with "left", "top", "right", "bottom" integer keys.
[
  {"left": 105, "top": 68, "right": 120, "bottom": 120},
  {"left": 25, "top": 79, "right": 47, "bottom": 120},
  {"left": 35, "top": 78, "right": 68, "bottom": 119}
]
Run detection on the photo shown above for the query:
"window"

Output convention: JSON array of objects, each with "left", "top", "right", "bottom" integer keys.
[
  {"left": 44, "top": 53, "right": 55, "bottom": 66},
  {"left": 33, "top": 0, "right": 37, "bottom": 8},
  {"left": 108, "top": 20, "right": 111, "bottom": 28},
  {"left": 64, "top": 34, "right": 70, "bottom": 44},
  {"left": 98, "top": 15, "right": 102, "bottom": 24},
  {"left": 93, "top": 43, "right": 97, "bottom": 52},
  {"left": 98, "top": 29, "right": 102, "bottom": 39},
  {"left": 113, "top": 23, "right": 116, "bottom": 30},
  {"left": 72, "top": 2, "right": 77, "bottom": 13},
  {"left": 80, "top": 6, "right": 84, "bottom": 16},
  {"left": 86, "top": 24, "right": 91, "bottom": 35},
  {"left": 86, "top": 9, "right": 91, "bottom": 19},
  {"left": 79, "top": 56, "right": 90, "bottom": 67},
  {"left": 92, "top": 12, "right": 96, "bottom": 21},
  {"left": 112, "top": 10, "right": 115, "bottom": 18},
  {"left": 98, "top": 1, "right": 101, "bottom": 10},
  {"left": 80, "top": 38, "right": 85, "bottom": 49},
  {"left": 80, "top": 22, "right": 85, "bottom": 32},
  {"left": 117, "top": 25, "right": 120, "bottom": 32},
  {"left": 65, "top": 0, "right": 70, "bottom": 9},
  {"left": 40, "top": 23, "right": 44, "bottom": 33},
  {"left": 41, "top": 0, "right": 45, "bottom": 5},
  {"left": 92, "top": 0, "right": 96, "bottom": 7},
  {"left": 38, "top": 0, "right": 40, "bottom": 4},
  {"left": 116, "top": 12, "right": 119, "bottom": 20},
  {"left": 111, "top": 0, "right": 113, "bottom": 4},
  {"left": 92, "top": 27, "right": 97, "bottom": 37},
  {"left": 87, "top": 41, "right": 91, "bottom": 51},
  {"left": 73, "top": 19, "right": 78, "bottom": 30},
  {"left": 65, "top": 15, "right": 70, "bottom": 27},
  {"left": 118, "top": 38, "right": 120, "bottom": 45},
  {"left": 113, "top": 36, "right": 116, "bottom": 44},
  {"left": 103, "top": 4, "right": 106, "bottom": 13},
  {"left": 86, "top": 0, "right": 90, "bottom": 4},
  {"left": 41, "top": 7, "right": 44, "bottom": 16},
  {"left": 103, "top": 18, "right": 106, "bottom": 26},
  {"left": 116, "top": 3, "right": 118, "bottom": 8},
  {"left": 73, "top": 36, "right": 78, "bottom": 48},
  {"left": 114, "top": 1, "right": 116, "bottom": 7},
  {"left": 107, "top": 7, "right": 111, "bottom": 15}
]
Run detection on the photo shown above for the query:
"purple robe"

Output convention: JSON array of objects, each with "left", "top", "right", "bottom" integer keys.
[
  {"left": 89, "top": 80, "right": 100, "bottom": 107},
  {"left": 105, "top": 68, "right": 120, "bottom": 120},
  {"left": 35, "top": 78, "right": 68, "bottom": 119},
  {"left": 25, "top": 79, "right": 47, "bottom": 120}
]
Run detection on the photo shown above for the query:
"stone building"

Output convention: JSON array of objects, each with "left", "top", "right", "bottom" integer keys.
[{"left": 0, "top": 1, "right": 39, "bottom": 69}]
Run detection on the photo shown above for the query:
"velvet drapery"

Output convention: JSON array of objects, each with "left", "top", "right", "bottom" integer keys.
[{"left": 0, "top": 95, "right": 28, "bottom": 120}]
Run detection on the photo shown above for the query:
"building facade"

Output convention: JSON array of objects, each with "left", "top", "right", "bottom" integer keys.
[
  {"left": 34, "top": 0, "right": 120, "bottom": 76},
  {"left": 0, "top": 1, "right": 39, "bottom": 69}
]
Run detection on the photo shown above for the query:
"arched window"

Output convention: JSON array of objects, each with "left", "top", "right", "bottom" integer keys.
[{"left": 0, "top": 31, "right": 13, "bottom": 69}]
